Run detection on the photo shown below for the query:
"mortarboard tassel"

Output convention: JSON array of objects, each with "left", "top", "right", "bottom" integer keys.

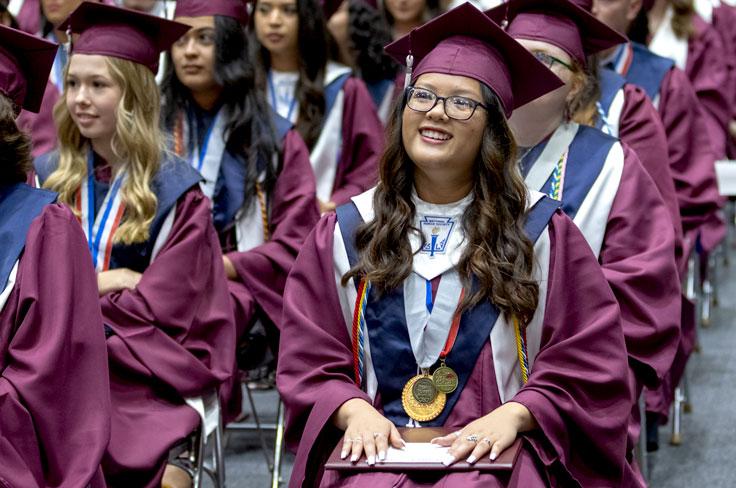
[{"left": 403, "top": 54, "right": 414, "bottom": 89}]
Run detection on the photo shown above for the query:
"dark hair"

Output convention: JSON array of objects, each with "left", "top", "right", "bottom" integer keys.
[
  {"left": 629, "top": 0, "right": 693, "bottom": 43},
  {"left": 329, "top": 0, "right": 397, "bottom": 84},
  {"left": 628, "top": 7, "right": 650, "bottom": 44},
  {"left": 161, "top": 15, "right": 281, "bottom": 214},
  {"left": 0, "top": 95, "right": 32, "bottom": 185},
  {"left": 342, "top": 84, "right": 539, "bottom": 324},
  {"left": 251, "top": 0, "right": 329, "bottom": 149}
]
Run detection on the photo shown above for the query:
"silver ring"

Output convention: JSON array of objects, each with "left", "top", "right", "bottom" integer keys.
[
  {"left": 373, "top": 432, "right": 386, "bottom": 438},
  {"left": 465, "top": 434, "right": 479, "bottom": 443},
  {"left": 480, "top": 437, "right": 492, "bottom": 446},
  {"left": 452, "top": 431, "right": 462, "bottom": 438}
]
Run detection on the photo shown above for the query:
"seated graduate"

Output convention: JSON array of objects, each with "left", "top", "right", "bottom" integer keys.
[
  {"left": 0, "top": 24, "right": 109, "bottom": 488},
  {"left": 277, "top": 4, "right": 633, "bottom": 487},
  {"left": 33, "top": 3, "right": 236, "bottom": 486},
  {"left": 250, "top": 0, "right": 384, "bottom": 212},
  {"left": 161, "top": 0, "right": 320, "bottom": 421},
  {"left": 324, "top": 0, "right": 401, "bottom": 124},
  {"left": 485, "top": 0, "right": 681, "bottom": 482}
]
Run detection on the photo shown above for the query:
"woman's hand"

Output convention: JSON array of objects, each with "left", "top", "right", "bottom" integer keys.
[
  {"left": 431, "top": 401, "right": 537, "bottom": 465},
  {"left": 222, "top": 256, "right": 238, "bottom": 280},
  {"left": 318, "top": 199, "right": 337, "bottom": 214},
  {"left": 332, "top": 398, "right": 405, "bottom": 465},
  {"left": 97, "top": 268, "right": 142, "bottom": 296}
]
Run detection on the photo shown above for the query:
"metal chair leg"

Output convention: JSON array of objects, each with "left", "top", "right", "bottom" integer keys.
[
  {"left": 682, "top": 372, "right": 692, "bottom": 414},
  {"left": 214, "top": 412, "right": 226, "bottom": 488},
  {"left": 245, "top": 384, "right": 275, "bottom": 470},
  {"left": 670, "top": 386, "right": 684, "bottom": 445},
  {"left": 271, "top": 400, "right": 286, "bottom": 488},
  {"left": 637, "top": 394, "right": 649, "bottom": 481},
  {"left": 190, "top": 427, "right": 206, "bottom": 488}
]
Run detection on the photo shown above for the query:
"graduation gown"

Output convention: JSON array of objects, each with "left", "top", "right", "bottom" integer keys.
[
  {"left": 612, "top": 41, "right": 725, "bottom": 256},
  {"left": 0, "top": 185, "right": 110, "bottom": 488},
  {"left": 649, "top": 7, "right": 730, "bottom": 159},
  {"left": 521, "top": 123, "right": 681, "bottom": 471},
  {"left": 34, "top": 153, "right": 236, "bottom": 488},
  {"left": 278, "top": 188, "right": 634, "bottom": 487},
  {"left": 172, "top": 105, "right": 320, "bottom": 421},
  {"left": 267, "top": 62, "right": 383, "bottom": 204},
  {"left": 594, "top": 67, "right": 683, "bottom": 262}
]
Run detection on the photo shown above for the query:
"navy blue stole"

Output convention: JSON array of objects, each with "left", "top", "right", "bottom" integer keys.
[
  {"left": 34, "top": 152, "right": 201, "bottom": 273},
  {"left": 211, "top": 109, "right": 293, "bottom": 233},
  {"left": 625, "top": 43, "right": 674, "bottom": 102},
  {"left": 336, "top": 196, "right": 560, "bottom": 426},
  {"left": 596, "top": 68, "right": 627, "bottom": 131},
  {"left": 535, "top": 126, "right": 617, "bottom": 220},
  {"left": 324, "top": 73, "right": 351, "bottom": 126},
  {"left": 0, "top": 184, "right": 57, "bottom": 291},
  {"left": 365, "top": 79, "right": 394, "bottom": 109}
]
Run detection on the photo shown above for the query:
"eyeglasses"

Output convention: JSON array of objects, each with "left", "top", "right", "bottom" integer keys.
[
  {"left": 532, "top": 51, "right": 574, "bottom": 71},
  {"left": 406, "top": 87, "right": 487, "bottom": 121}
]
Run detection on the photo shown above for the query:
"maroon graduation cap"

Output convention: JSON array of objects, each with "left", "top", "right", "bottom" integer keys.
[
  {"left": 384, "top": 2, "right": 563, "bottom": 117},
  {"left": 59, "top": 1, "right": 190, "bottom": 73},
  {"left": 174, "top": 0, "right": 250, "bottom": 25},
  {"left": 485, "top": 0, "right": 626, "bottom": 65},
  {"left": 0, "top": 24, "right": 57, "bottom": 113}
]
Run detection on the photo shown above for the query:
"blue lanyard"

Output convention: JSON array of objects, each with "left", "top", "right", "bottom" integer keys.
[
  {"left": 425, "top": 279, "right": 434, "bottom": 313},
  {"left": 267, "top": 71, "right": 298, "bottom": 121},
  {"left": 195, "top": 113, "right": 218, "bottom": 172}
]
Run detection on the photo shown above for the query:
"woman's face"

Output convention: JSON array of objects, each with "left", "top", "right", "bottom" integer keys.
[
  {"left": 326, "top": 1, "right": 349, "bottom": 49},
  {"left": 171, "top": 16, "right": 219, "bottom": 95},
  {"left": 507, "top": 38, "right": 575, "bottom": 147},
  {"left": 402, "top": 72, "right": 487, "bottom": 183},
  {"left": 66, "top": 54, "right": 122, "bottom": 145},
  {"left": 254, "top": 0, "right": 300, "bottom": 62},
  {"left": 385, "top": 0, "right": 426, "bottom": 24},
  {"left": 41, "top": 0, "right": 83, "bottom": 27}
]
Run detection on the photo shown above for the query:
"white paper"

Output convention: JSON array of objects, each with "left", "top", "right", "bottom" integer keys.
[
  {"left": 384, "top": 443, "right": 449, "bottom": 464},
  {"left": 715, "top": 160, "right": 736, "bottom": 196}
]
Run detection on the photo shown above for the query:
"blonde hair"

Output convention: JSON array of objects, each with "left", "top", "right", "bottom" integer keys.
[
  {"left": 567, "top": 60, "right": 599, "bottom": 127},
  {"left": 44, "top": 56, "right": 164, "bottom": 245},
  {"left": 670, "top": 0, "right": 695, "bottom": 40}
]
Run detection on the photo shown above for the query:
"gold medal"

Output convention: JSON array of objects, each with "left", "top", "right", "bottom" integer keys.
[
  {"left": 402, "top": 374, "right": 446, "bottom": 422},
  {"left": 432, "top": 363, "right": 459, "bottom": 394}
]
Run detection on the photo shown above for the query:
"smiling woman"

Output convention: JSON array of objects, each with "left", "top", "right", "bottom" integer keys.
[{"left": 276, "top": 4, "right": 635, "bottom": 488}]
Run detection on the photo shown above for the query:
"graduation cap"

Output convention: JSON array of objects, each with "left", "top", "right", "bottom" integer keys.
[
  {"left": 0, "top": 24, "right": 57, "bottom": 113},
  {"left": 59, "top": 1, "right": 190, "bottom": 73},
  {"left": 174, "top": 0, "right": 250, "bottom": 25},
  {"left": 485, "top": 0, "right": 626, "bottom": 65},
  {"left": 384, "top": 2, "right": 564, "bottom": 117}
]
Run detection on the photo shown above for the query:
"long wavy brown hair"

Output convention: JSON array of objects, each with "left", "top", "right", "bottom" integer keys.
[{"left": 342, "top": 85, "right": 539, "bottom": 324}]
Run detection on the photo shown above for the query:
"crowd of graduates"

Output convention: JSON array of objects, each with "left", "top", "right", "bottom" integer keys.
[{"left": 0, "top": 0, "right": 733, "bottom": 486}]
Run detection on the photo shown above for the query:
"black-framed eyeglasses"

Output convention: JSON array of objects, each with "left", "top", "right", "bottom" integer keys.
[
  {"left": 532, "top": 51, "right": 574, "bottom": 71},
  {"left": 406, "top": 87, "right": 487, "bottom": 121}
]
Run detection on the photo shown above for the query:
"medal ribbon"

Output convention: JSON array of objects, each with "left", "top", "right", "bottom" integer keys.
[
  {"left": 76, "top": 151, "right": 127, "bottom": 272},
  {"left": 438, "top": 288, "right": 465, "bottom": 362}
]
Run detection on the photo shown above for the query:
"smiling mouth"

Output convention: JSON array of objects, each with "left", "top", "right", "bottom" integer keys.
[{"left": 420, "top": 129, "right": 452, "bottom": 141}]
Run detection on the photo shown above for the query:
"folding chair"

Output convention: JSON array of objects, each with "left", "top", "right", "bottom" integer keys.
[{"left": 184, "top": 392, "right": 226, "bottom": 487}]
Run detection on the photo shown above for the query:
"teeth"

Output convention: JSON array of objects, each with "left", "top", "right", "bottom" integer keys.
[{"left": 421, "top": 129, "right": 451, "bottom": 141}]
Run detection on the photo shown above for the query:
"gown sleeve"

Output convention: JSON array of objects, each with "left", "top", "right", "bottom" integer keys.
[
  {"left": 330, "top": 78, "right": 383, "bottom": 205},
  {"left": 0, "top": 204, "right": 110, "bottom": 488},
  {"left": 226, "top": 129, "right": 320, "bottom": 330},
  {"left": 101, "top": 187, "right": 235, "bottom": 397}
]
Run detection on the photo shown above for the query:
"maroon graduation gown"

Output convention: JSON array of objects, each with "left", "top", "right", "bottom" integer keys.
[
  {"left": 226, "top": 129, "right": 320, "bottom": 334},
  {"left": 616, "top": 83, "right": 683, "bottom": 260},
  {"left": 329, "top": 78, "right": 383, "bottom": 205},
  {"left": 101, "top": 188, "right": 235, "bottom": 488},
  {"left": 0, "top": 204, "right": 110, "bottom": 488},
  {"left": 16, "top": 80, "right": 59, "bottom": 158},
  {"left": 277, "top": 211, "right": 634, "bottom": 487}
]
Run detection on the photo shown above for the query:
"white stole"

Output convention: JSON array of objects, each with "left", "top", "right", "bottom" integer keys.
[{"left": 0, "top": 262, "right": 19, "bottom": 315}]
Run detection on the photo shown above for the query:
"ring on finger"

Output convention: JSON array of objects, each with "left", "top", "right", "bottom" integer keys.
[
  {"left": 480, "top": 437, "right": 492, "bottom": 446},
  {"left": 373, "top": 432, "right": 386, "bottom": 439},
  {"left": 465, "top": 434, "right": 479, "bottom": 443},
  {"left": 452, "top": 431, "right": 461, "bottom": 438}
]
